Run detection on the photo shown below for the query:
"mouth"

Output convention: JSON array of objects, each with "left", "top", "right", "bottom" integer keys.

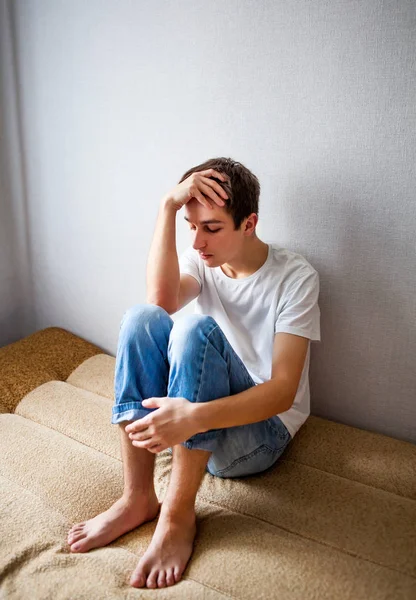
[{"left": 200, "top": 253, "right": 212, "bottom": 259}]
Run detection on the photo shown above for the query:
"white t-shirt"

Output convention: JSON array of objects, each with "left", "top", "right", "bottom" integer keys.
[{"left": 178, "top": 242, "right": 321, "bottom": 438}]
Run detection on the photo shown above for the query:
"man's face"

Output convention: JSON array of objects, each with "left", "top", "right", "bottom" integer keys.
[{"left": 183, "top": 199, "right": 247, "bottom": 266}]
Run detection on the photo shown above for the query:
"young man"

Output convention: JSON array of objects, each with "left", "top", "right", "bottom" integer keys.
[{"left": 66, "top": 157, "right": 321, "bottom": 589}]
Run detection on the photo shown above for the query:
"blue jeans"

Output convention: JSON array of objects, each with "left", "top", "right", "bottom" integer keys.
[{"left": 112, "top": 304, "right": 292, "bottom": 478}]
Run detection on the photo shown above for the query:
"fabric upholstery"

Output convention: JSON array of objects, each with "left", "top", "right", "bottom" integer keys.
[{"left": 0, "top": 327, "right": 415, "bottom": 599}]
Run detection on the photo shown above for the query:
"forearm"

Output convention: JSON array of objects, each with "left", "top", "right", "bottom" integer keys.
[
  {"left": 194, "top": 378, "right": 294, "bottom": 432},
  {"left": 146, "top": 197, "right": 180, "bottom": 313}
]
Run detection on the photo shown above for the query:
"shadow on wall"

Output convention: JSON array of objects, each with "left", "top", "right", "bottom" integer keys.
[{"left": 273, "top": 170, "right": 415, "bottom": 444}]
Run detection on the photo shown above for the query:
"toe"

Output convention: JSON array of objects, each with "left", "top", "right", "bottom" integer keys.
[
  {"left": 130, "top": 576, "right": 144, "bottom": 588},
  {"left": 70, "top": 536, "right": 88, "bottom": 552},
  {"left": 157, "top": 570, "right": 167, "bottom": 588},
  {"left": 69, "top": 532, "right": 87, "bottom": 544},
  {"left": 130, "top": 567, "right": 146, "bottom": 588},
  {"left": 174, "top": 566, "right": 182, "bottom": 583},
  {"left": 68, "top": 525, "right": 84, "bottom": 540},
  {"left": 146, "top": 571, "right": 158, "bottom": 588},
  {"left": 166, "top": 568, "right": 175, "bottom": 586}
]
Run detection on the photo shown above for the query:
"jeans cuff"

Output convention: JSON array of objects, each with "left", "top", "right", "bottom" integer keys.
[{"left": 111, "top": 402, "right": 148, "bottom": 424}]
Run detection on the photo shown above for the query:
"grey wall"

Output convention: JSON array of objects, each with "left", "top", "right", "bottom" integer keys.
[
  {"left": 0, "top": 0, "right": 415, "bottom": 443},
  {"left": 0, "top": 0, "right": 32, "bottom": 345}
]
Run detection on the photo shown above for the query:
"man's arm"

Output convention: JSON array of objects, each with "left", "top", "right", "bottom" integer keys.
[
  {"left": 146, "top": 197, "right": 181, "bottom": 314},
  {"left": 193, "top": 333, "right": 310, "bottom": 431}
]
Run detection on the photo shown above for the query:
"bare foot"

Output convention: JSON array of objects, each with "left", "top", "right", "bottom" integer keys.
[
  {"left": 67, "top": 494, "right": 161, "bottom": 553},
  {"left": 129, "top": 508, "right": 197, "bottom": 588}
]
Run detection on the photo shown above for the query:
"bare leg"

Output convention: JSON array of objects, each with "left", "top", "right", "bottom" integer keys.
[
  {"left": 130, "top": 444, "right": 211, "bottom": 589},
  {"left": 67, "top": 421, "right": 161, "bottom": 552}
]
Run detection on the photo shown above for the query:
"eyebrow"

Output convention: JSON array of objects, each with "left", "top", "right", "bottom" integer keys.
[{"left": 184, "top": 216, "right": 225, "bottom": 225}]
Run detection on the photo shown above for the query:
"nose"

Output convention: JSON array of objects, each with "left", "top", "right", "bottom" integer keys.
[{"left": 192, "top": 231, "right": 208, "bottom": 253}]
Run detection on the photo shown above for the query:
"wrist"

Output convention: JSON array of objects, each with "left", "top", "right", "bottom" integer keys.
[
  {"left": 161, "top": 195, "right": 180, "bottom": 213},
  {"left": 191, "top": 403, "right": 209, "bottom": 434}
]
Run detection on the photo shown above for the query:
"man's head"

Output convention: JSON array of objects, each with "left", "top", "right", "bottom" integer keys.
[
  {"left": 178, "top": 157, "right": 261, "bottom": 266},
  {"left": 178, "top": 157, "right": 260, "bottom": 230}
]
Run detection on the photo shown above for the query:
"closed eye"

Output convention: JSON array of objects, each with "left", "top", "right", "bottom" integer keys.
[{"left": 190, "top": 227, "right": 222, "bottom": 233}]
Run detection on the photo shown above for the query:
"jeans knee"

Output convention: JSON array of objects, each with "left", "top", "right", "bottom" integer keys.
[
  {"left": 120, "top": 303, "right": 171, "bottom": 332},
  {"left": 168, "top": 314, "right": 217, "bottom": 351}
]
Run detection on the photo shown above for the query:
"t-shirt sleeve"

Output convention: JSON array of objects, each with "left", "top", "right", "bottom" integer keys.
[
  {"left": 275, "top": 268, "right": 321, "bottom": 342},
  {"left": 178, "top": 245, "right": 202, "bottom": 288}
]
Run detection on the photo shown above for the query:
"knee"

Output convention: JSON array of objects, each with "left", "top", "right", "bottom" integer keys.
[
  {"left": 168, "top": 314, "right": 217, "bottom": 349},
  {"left": 120, "top": 303, "right": 171, "bottom": 333}
]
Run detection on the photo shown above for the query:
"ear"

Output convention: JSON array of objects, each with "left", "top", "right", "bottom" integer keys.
[{"left": 245, "top": 213, "right": 258, "bottom": 234}]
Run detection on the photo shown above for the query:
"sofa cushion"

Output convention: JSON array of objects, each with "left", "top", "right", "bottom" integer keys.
[{"left": 1, "top": 327, "right": 415, "bottom": 599}]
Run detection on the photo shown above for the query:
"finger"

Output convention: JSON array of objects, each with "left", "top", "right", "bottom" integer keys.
[
  {"left": 131, "top": 440, "right": 145, "bottom": 448},
  {"left": 129, "top": 433, "right": 149, "bottom": 442},
  {"left": 189, "top": 183, "right": 212, "bottom": 210},
  {"left": 202, "top": 175, "right": 229, "bottom": 199},
  {"left": 200, "top": 168, "right": 228, "bottom": 182},
  {"left": 126, "top": 423, "right": 147, "bottom": 435},
  {"left": 198, "top": 181, "right": 223, "bottom": 205},
  {"left": 194, "top": 193, "right": 213, "bottom": 210},
  {"left": 200, "top": 176, "right": 229, "bottom": 201},
  {"left": 198, "top": 182, "right": 226, "bottom": 207},
  {"left": 129, "top": 427, "right": 152, "bottom": 439},
  {"left": 132, "top": 439, "right": 157, "bottom": 450}
]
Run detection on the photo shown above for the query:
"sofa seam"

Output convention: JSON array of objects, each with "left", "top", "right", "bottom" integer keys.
[
  {"left": 282, "top": 456, "right": 416, "bottom": 503},
  {"left": 197, "top": 491, "right": 416, "bottom": 581},
  {"left": 8, "top": 413, "right": 122, "bottom": 463}
]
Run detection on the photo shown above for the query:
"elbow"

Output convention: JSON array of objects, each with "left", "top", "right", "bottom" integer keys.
[
  {"left": 270, "top": 377, "right": 296, "bottom": 413},
  {"left": 146, "top": 298, "right": 177, "bottom": 315}
]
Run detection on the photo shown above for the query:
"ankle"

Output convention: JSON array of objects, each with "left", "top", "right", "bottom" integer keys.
[
  {"left": 122, "top": 489, "right": 158, "bottom": 507},
  {"left": 161, "top": 501, "right": 196, "bottom": 522}
]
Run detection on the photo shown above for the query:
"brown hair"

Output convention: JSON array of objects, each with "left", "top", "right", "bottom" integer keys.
[{"left": 178, "top": 157, "right": 260, "bottom": 231}]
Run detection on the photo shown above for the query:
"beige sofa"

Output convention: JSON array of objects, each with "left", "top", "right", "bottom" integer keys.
[{"left": 1, "top": 326, "right": 415, "bottom": 599}]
